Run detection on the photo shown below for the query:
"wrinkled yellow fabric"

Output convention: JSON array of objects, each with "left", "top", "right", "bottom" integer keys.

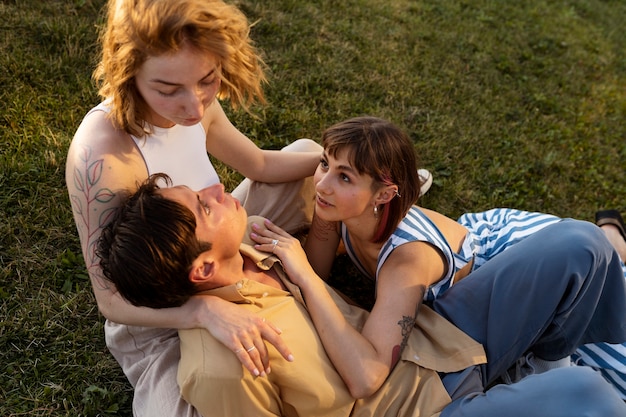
[{"left": 177, "top": 217, "right": 486, "bottom": 417}]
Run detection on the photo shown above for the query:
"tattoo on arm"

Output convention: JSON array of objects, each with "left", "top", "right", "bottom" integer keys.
[
  {"left": 69, "top": 146, "right": 117, "bottom": 290},
  {"left": 398, "top": 314, "right": 416, "bottom": 352},
  {"left": 391, "top": 312, "right": 417, "bottom": 368}
]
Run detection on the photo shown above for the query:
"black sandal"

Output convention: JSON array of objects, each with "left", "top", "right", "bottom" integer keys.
[{"left": 595, "top": 209, "right": 626, "bottom": 242}]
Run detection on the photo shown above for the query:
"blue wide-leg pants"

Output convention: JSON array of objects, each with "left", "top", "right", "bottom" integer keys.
[{"left": 435, "top": 220, "right": 626, "bottom": 416}]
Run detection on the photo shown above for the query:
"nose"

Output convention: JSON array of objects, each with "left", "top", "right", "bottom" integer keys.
[
  {"left": 313, "top": 167, "right": 330, "bottom": 194},
  {"left": 200, "top": 183, "right": 225, "bottom": 203},
  {"left": 185, "top": 88, "right": 205, "bottom": 119}
]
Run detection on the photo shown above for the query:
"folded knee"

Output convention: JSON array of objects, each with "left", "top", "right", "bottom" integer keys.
[
  {"left": 554, "top": 219, "right": 613, "bottom": 256},
  {"left": 558, "top": 367, "right": 626, "bottom": 414},
  {"left": 283, "top": 138, "right": 323, "bottom": 153}
]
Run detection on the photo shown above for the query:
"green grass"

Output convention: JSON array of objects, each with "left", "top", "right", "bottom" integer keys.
[{"left": 2, "top": 0, "right": 625, "bottom": 415}]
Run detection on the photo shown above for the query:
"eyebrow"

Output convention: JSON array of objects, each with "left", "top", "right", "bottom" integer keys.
[
  {"left": 322, "top": 150, "right": 355, "bottom": 173},
  {"left": 149, "top": 68, "right": 216, "bottom": 86}
]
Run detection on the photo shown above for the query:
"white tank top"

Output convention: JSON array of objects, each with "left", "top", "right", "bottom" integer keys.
[{"left": 88, "top": 103, "right": 220, "bottom": 190}]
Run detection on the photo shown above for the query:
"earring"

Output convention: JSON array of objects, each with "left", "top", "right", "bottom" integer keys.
[{"left": 373, "top": 205, "right": 379, "bottom": 217}]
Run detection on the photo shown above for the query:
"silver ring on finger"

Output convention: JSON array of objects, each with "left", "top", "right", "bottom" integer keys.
[
  {"left": 271, "top": 239, "right": 279, "bottom": 253},
  {"left": 246, "top": 346, "right": 257, "bottom": 352}
]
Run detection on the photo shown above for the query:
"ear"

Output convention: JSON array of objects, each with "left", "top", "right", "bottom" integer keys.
[
  {"left": 188, "top": 251, "right": 217, "bottom": 285},
  {"left": 374, "top": 185, "right": 399, "bottom": 206}
]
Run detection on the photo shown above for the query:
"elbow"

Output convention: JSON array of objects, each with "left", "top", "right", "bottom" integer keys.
[
  {"left": 346, "top": 373, "right": 385, "bottom": 399},
  {"left": 91, "top": 283, "right": 122, "bottom": 322},
  {"left": 95, "top": 297, "right": 115, "bottom": 321}
]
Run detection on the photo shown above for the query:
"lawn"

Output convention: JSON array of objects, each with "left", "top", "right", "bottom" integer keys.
[{"left": 1, "top": 0, "right": 625, "bottom": 415}]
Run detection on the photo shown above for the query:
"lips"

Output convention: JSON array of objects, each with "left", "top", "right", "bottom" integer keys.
[
  {"left": 316, "top": 194, "right": 333, "bottom": 208},
  {"left": 226, "top": 193, "right": 240, "bottom": 209}
]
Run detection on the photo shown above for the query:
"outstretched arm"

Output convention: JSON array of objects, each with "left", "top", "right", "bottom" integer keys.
[
  {"left": 204, "top": 101, "right": 321, "bottom": 183},
  {"left": 251, "top": 219, "right": 445, "bottom": 398}
]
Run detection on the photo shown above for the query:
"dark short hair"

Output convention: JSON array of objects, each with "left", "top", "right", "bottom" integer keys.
[{"left": 97, "top": 174, "right": 211, "bottom": 308}]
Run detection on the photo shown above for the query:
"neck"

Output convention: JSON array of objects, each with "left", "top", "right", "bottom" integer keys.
[
  {"left": 242, "top": 256, "right": 286, "bottom": 290},
  {"left": 343, "top": 214, "right": 379, "bottom": 243},
  {"left": 197, "top": 251, "right": 286, "bottom": 291}
]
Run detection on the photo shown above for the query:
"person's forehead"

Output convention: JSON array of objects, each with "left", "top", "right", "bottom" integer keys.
[
  {"left": 140, "top": 46, "right": 219, "bottom": 80},
  {"left": 158, "top": 185, "right": 192, "bottom": 200},
  {"left": 325, "top": 149, "right": 354, "bottom": 169}
]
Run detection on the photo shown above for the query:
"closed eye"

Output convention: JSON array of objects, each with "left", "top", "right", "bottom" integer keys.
[
  {"left": 200, "top": 77, "right": 218, "bottom": 88},
  {"left": 157, "top": 88, "right": 179, "bottom": 97},
  {"left": 197, "top": 195, "right": 211, "bottom": 215}
]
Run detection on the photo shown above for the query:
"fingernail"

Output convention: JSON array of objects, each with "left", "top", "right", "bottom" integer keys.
[
  {"left": 251, "top": 232, "right": 258, "bottom": 238},
  {"left": 287, "top": 354, "right": 294, "bottom": 362},
  {"left": 259, "top": 370, "right": 267, "bottom": 378},
  {"left": 252, "top": 223, "right": 259, "bottom": 230},
  {"left": 253, "top": 368, "right": 260, "bottom": 376},
  {"left": 265, "top": 366, "right": 271, "bottom": 375}
]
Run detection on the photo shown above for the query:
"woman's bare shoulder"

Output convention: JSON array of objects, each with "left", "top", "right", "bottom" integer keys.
[
  {"left": 71, "top": 109, "right": 132, "bottom": 152},
  {"left": 67, "top": 109, "right": 147, "bottom": 192}
]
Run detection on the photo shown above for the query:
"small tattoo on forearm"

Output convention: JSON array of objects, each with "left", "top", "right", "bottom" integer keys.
[{"left": 397, "top": 315, "right": 415, "bottom": 353}]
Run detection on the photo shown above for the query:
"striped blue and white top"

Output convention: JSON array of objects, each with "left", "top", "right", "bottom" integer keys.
[
  {"left": 342, "top": 206, "right": 474, "bottom": 301},
  {"left": 342, "top": 206, "right": 626, "bottom": 399}
]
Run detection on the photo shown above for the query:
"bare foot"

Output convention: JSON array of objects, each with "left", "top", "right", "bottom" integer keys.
[{"left": 600, "top": 224, "right": 626, "bottom": 261}]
